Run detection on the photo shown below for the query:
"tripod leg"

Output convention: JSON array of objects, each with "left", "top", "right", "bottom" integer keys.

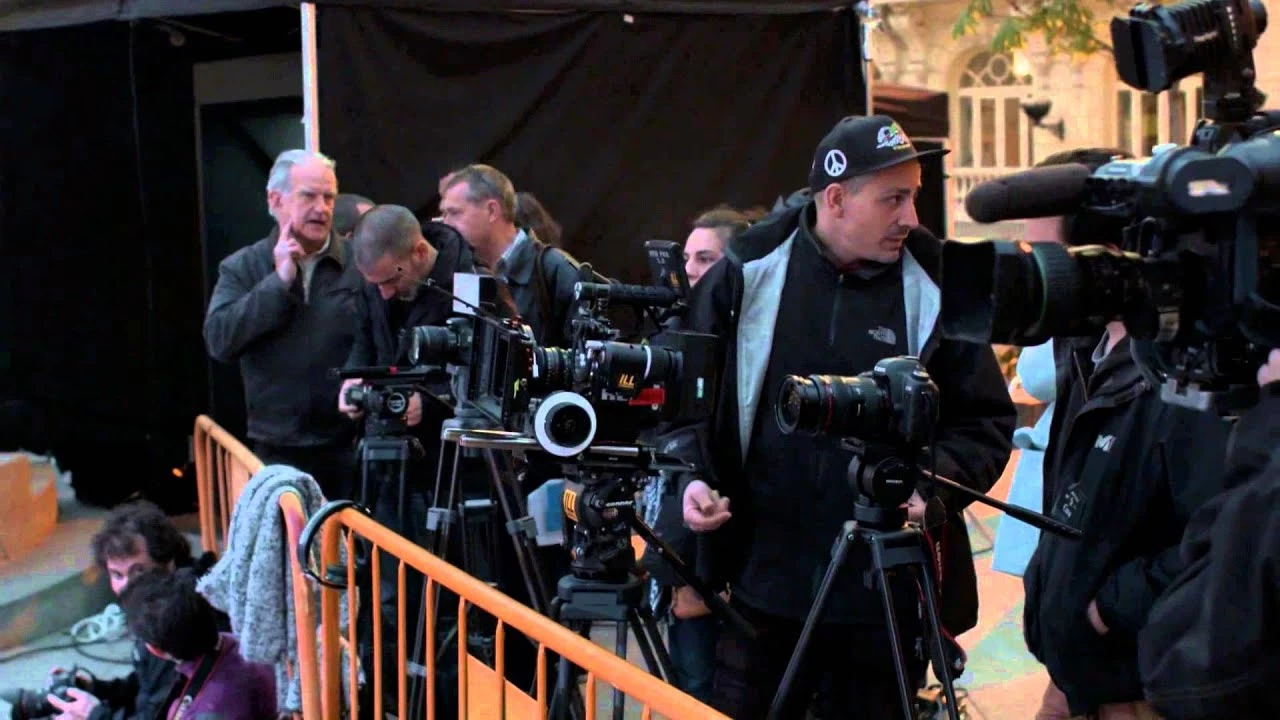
[
  {"left": 629, "top": 609, "right": 676, "bottom": 683},
  {"left": 769, "top": 523, "right": 855, "bottom": 720},
  {"left": 917, "top": 560, "right": 961, "bottom": 720},
  {"left": 612, "top": 621, "right": 628, "bottom": 720},
  {"left": 484, "top": 450, "right": 549, "bottom": 614},
  {"left": 872, "top": 563, "right": 917, "bottom": 720}
]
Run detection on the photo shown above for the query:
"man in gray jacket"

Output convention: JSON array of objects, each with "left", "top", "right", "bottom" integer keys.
[{"left": 203, "top": 149, "right": 362, "bottom": 499}]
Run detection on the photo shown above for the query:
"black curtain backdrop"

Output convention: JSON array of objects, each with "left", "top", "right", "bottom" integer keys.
[
  {"left": 0, "top": 9, "right": 299, "bottom": 505},
  {"left": 318, "top": 8, "right": 865, "bottom": 283}
]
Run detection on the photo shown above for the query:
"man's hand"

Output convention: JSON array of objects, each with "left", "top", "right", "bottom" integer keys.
[
  {"left": 683, "top": 479, "right": 731, "bottom": 532},
  {"left": 338, "top": 377, "right": 365, "bottom": 419},
  {"left": 1086, "top": 599, "right": 1110, "bottom": 635},
  {"left": 670, "top": 585, "right": 731, "bottom": 620},
  {"left": 273, "top": 210, "right": 304, "bottom": 285},
  {"left": 47, "top": 667, "right": 94, "bottom": 692},
  {"left": 905, "top": 490, "right": 926, "bottom": 524},
  {"left": 1257, "top": 348, "right": 1280, "bottom": 387},
  {"left": 406, "top": 392, "right": 423, "bottom": 427},
  {"left": 48, "top": 687, "right": 100, "bottom": 720}
]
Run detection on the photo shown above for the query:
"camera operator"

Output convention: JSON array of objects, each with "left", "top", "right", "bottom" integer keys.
[
  {"left": 337, "top": 204, "right": 475, "bottom": 493},
  {"left": 639, "top": 204, "right": 760, "bottom": 704},
  {"left": 10, "top": 502, "right": 217, "bottom": 720},
  {"left": 335, "top": 204, "right": 474, "bottom": 714},
  {"left": 203, "top": 149, "right": 360, "bottom": 500},
  {"left": 439, "top": 165, "right": 581, "bottom": 346},
  {"left": 674, "top": 115, "right": 1016, "bottom": 719},
  {"left": 1136, "top": 349, "right": 1280, "bottom": 718},
  {"left": 1016, "top": 148, "right": 1234, "bottom": 720}
]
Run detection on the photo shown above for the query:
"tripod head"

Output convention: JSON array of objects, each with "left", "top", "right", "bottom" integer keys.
[{"left": 844, "top": 439, "right": 921, "bottom": 532}]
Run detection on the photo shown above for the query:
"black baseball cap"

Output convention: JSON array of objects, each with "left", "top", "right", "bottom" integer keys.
[{"left": 808, "top": 114, "right": 949, "bottom": 191}]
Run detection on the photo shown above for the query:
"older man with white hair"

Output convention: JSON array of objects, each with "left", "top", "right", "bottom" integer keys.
[{"left": 203, "top": 149, "right": 362, "bottom": 499}]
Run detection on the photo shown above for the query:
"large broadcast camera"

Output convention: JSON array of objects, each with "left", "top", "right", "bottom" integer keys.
[
  {"left": 944, "top": 0, "right": 1280, "bottom": 413},
  {"left": 405, "top": 240, "right": 721, "bottom": 457}
]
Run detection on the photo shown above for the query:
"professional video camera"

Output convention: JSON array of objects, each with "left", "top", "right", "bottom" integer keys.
[
  {"left": 336, "top": 366, "right": 447, "bottom": 437},
  {"left": 405, "top": 240, "right": 721, "bottom": 457},
  {"left": 943, "top": 0, "right": 1280, "bottom": 413}
]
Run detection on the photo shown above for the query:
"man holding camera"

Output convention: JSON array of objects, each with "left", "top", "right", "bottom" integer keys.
[
  {"left": 203, "top": 149, "right": 361, "bottom": 500},
  {"left": 1014, "top": 148, "right": 1234, "bottom": 720},
  {"left": 335, "top": 204, "right": 475, "bottom": 716},
  {"left": 337, "top": 204, "right": 476, "bottom": 489},
  {"left": 1137, "top": 349, "right": 1280, "bottom": 718},
  {"left": 4, "top": 502, "right": 214, "bottom": 720},
  {"left": 676, "top": 115, "right": 1016, "bottom": 719}
]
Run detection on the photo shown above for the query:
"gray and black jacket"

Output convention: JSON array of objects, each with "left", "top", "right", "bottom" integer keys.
[{"left": 660, "top": 203, "right": 1015, "bottom": 634}]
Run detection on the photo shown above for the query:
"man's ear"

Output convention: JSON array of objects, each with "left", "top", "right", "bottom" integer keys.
[
  {"left": 819, "top": 183, "right": 843, "bottom": 217},
  {"left": 267, "top": 190, "right": 284, "bottom": 215}
]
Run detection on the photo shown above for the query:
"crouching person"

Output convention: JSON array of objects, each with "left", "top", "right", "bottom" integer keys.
[{"left": 117, "top": 567, "right": 277, "bottom": 720}]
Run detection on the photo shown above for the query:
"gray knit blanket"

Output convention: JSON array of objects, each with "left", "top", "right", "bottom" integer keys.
[{"left": 196, "top": 464, "right": 348, "bottom": 713}]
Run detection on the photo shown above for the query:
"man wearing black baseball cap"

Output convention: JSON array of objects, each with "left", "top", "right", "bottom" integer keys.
[{"left": 663, "top": 114, "right": 1015, "bottom": 718}]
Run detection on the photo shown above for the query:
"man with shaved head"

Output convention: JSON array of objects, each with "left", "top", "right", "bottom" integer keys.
[
  {"left": 204, "top": 149, "right": 362, "bottom": 499},
  {"left": 338, "top": 204, "right": 474, "bottom": 715}
]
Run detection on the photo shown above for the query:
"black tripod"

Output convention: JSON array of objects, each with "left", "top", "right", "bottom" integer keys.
[
  {"left": 547, "top": 573, "right": 676, "bottom": 720},
  {"left": 769, "top": 444, "right": 1081, "bottom": 720},
  {"left": 543, "top": 457, "right": 758, "bottom": 720},
  {"left": 357, "top": 435, "right": 423, "bottom": 535},
  {"left": 426, "top": 418, "right": 553, "bottom": 613}
]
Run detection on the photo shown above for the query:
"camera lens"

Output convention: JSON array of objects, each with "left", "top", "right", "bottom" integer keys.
[
  {"left": 533, "top": 391, "right": 598, "bottom": 457},
  {"left": 775, "top": 375, "right": 827, "bottom": 434},
  {"left": 408, "top": 324, "right": 461, "bottom": 365},
  {"left": 531, "top": 347, "right": 575, "bottom": 394},
  {"left": 775, "top": 374, "right": 885, "bottom": 438}
]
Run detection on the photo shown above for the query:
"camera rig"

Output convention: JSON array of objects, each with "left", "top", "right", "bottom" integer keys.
[
  {"left": 942, "top": 0, "right": 1280, "bottom": 413},
  {"left": 406, "top": 239, "right": 721, "bottom": 458},
  {"left": 769, "top": 356, "right": 1078, "bottom": 720},
  {"left": 334, "top": 364, "right": 451, "bottom": 437}
]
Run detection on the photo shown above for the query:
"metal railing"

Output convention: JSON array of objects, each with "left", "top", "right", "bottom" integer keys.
[
  {"left": 192, "top": 415, "right": 323, "bottom": 719},
  {"left": 303, "top": 504, "right": 727, "bottom": 720}
]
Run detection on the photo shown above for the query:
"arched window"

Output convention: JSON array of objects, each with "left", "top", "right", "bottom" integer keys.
[{"left": 955, "top": 51, "right": 1033, "bottom": 168}]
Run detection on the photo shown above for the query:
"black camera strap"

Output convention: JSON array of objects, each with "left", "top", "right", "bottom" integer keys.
[{"left": 159, "top": 644, "right": 224, "bottom": 720}]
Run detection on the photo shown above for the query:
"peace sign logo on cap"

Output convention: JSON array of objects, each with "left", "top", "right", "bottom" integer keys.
[{"left": 824, "top": 149, "right": 847, "bottom": 178}]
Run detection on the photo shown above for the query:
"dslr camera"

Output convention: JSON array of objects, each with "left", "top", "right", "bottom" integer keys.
[
  {"left": 1, "top": 666, "right": 82, "bottom": 719},
  {"left": 943, "top": 0, "right": 1280, "bottom": 413},
  {"left": 775, "top": 356, "right": 941, "bottom": 507}
]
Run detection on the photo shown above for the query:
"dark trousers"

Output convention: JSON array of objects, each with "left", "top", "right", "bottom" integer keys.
[
  {"left": 668, "top": 613, "right": 719, "bottom": 705},
  {"left": 253, "top": 440, "right": 357, "bottom": 500},
  {"left": 713, "top": 599, "right": 926, "bottom": 720}
]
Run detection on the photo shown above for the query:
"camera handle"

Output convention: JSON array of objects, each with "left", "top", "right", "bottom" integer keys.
[
  {"left": 622, "top": 510, "right": 759, "bottom": 641},
  {"left": 919, "top": 468, "right": 1081, "bottom": 540}
]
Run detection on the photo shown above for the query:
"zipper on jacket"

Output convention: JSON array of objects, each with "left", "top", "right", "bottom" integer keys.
[{"left": 829, "top": 274, "right": 845, "bottom": 345}]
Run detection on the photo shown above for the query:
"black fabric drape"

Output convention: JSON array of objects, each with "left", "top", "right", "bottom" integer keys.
[
  {"left": 0, "top": 10, "right": 299, "bottom": 505},
  {"left": 318, "top": 8, "right": 863, "bottom": 283},
  {"left": 313, "top": 0, "right": 848, "bottom": 12},
  {"left": 0, "top": 0, "right": 290, "bottom": 32}
]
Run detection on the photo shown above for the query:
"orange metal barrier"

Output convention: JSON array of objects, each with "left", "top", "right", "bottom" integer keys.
[
  {"left": 307, "top": 506, "right": 728, "bottom": 720},
  {"left": 192, "top": 415, "right": 323, "bottom": 720}
]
